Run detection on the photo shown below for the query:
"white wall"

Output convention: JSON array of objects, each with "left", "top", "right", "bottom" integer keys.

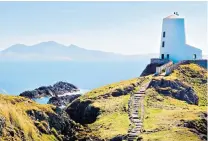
[
  {"left": 185, "top": 44, "right": 202, "bottom": 60},
  {"left": 159, "top": 15, "right": 202, "bottom": 63}
]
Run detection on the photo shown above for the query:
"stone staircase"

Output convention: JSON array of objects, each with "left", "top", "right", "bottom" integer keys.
[{"left": 127, "top": 79, "right": 151, "bottom": 141}]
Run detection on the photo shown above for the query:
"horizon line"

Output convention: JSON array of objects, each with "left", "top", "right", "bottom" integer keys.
[{"left": 0, "top": 40, "right": 161, "bottom": 56}]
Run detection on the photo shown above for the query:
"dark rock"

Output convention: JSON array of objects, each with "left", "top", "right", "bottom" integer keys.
[
  {"left": 111, "top": 88, "right": 124, "bottom": 97},
  {"left": 79, "top": 137, "right": 104, "bottom": 141},
  {"left": 111, "top": 86, "right": 134, "bottom": 97},
  {"left": 34, "top": 121, "right": 50, "bottom": 134},
  {"left": 66, "top": 99, "right": 100, "bottom": 124},
  {"left": 53, "top": 81, "right": 78, "bottom": 96},
  {"left": 0, "top": 116, "right": 6, "bottom": 136},
  {"left": 150, "top": 79, "right": 199, "bottom": 105},
  {"left": 183, "top": 112, "right": 207, "bottom": 141},
  {"left": 110, "top": 135, "right": 126, "bottom": 141},
  {"left": 26, "top": 110, "right": 48, "bottom": 121},
  {"left": 20, "top": 81, "right": 79, "bottom": 99},
  {"left": 9, "top": 129, "right": 15, "bottom": 137},
  {"left": 140, "top": 63, "right": 162, "bottom": 76},
  {"left": 48, "top": 94, "right": 81, "bottom": 107},
  {"left": 26, "top": 108, "right": 78, "bottom": 140}
]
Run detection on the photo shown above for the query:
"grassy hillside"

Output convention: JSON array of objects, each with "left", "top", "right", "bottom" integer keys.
[
  {"left": 141, "top": 64, "right": 207, "bottom": 141},
  {"left": 0, "top": 94, "right": 57, "bottom": 141},
  {"left": 67, "top": 63, "right": 207, "bottom": 141},
  {"left": 67, "top": 76, "right": 151, "bottom": 140},
  {"left": 1, "top": 63, "right": 207, "bottom": 141},
  {"left": 0, "top": 94, "right": 77, "bottom": 141}
]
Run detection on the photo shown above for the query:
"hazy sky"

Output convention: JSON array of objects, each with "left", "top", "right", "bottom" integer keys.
[{"left": 0, "top": 1, "right": 207, "bottom": 54}]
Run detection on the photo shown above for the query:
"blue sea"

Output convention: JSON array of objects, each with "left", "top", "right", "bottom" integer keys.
[{"left": 0, "top": 60, "right": 149, "bottom": 96}]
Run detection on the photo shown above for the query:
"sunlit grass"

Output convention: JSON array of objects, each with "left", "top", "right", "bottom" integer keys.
[
  {"left": 141, "top": 63, "right": 207, "bottom": 140},
  {"left": 79, "top": 77, "right": 145, "bottom": 100},
  {"left": 76, "top": 76, "right": 150, "bottom": 139},
  {"left": 88, "top": 112, "right": 129, "bottom": 139},
  {"left": 142, "top": 127, "right": 201, "bottom": 141},
  {"left": 165, "top": 63, "right": 207, "bottom": 106},
  {"left": 0, "top": 94, "right": 58, "bottom": 141}
]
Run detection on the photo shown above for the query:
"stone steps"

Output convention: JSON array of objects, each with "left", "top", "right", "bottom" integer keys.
[
  {"left": 133, "top": 119, "right": 142, "bottom": 122},
  {"left": 130, "top": 129, "right": 140, "bottom": 132},
  {"left": 127, "top": 79, "right": 151, "bottom": 141},
  {"left": 134, "top": 121, "right": 142, "bottom": 123},
  {"left": 134, "top": 121, "right": 142, "bottom": 124},
  {"left": 128, "top": 133, "right": 138, "bottom": 136}
]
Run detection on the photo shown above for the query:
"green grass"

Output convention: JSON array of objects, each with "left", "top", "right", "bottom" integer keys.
[
  {"left": 88, "top": 112, "right": 129, "bottom": 139},
  {"left": 79, "top": 77, "right": 147, "bottom": 101},
  {"left": 141, "top": 88, "right": 206, "bottom": 140},
  {"left": 88, "top": 95, "right": 130, "bottom": 139},
  {"left": 141, "top": 64, "right": 207, "bottom": 141},
  {"left": 75, "top": 76, "right": 150, "bottom": 139},
  {"left": 92, "top": 94, "right": 130, "bottom": 114},
  {"left": 166, "top": 63, "right": 207, "bottom": 106},
  {"left": 142, "top": 127, "right": 201, "bottom": 141}
]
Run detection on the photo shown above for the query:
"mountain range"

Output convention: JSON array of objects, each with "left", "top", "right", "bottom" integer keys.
[{"left": 0, "top": 41, "right": 157, "bottom": 62}]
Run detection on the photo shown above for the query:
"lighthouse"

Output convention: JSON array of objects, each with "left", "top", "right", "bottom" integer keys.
[{"left": 159, "top": 12, "right": 202, "bottom": 63}]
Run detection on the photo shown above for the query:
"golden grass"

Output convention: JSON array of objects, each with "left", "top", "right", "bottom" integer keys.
[
  {"left": 40, "top": 134, "right": 58, "bottom": 141},
  {"left": 0, "top": 94, "right": 58, "bottom": 141}
]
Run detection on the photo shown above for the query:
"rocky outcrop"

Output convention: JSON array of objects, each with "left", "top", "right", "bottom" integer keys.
[
  {"left": 110, "top": 135, "right": 127, "bottom": 141},
  {"left": 48, "top": 94, "right": 81, "bottom": 107},
  {"left": 111, "top": 86, "right": 135, "bottom": 97},
  {"left": 180, "top": 112, "right": 207, "bottom": 141},
  {"left": 19, "top": 81, "right": 79, "bottom": 99},
  {"left": 149, "top": 79, "right": 199, "bottom": 105},
  {"left": 26, "top": 107, "right": 78, "bottom": 140},
  {"left": 0, "top": 116, "right": 6, "bottom": 136},
  {"left": 66, "top": 100, "right": 100, "bottom": 125}
]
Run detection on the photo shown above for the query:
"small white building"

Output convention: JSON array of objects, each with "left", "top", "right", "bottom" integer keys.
[{"left": 160, "top": 12, "right": 202, "bottom": 63}]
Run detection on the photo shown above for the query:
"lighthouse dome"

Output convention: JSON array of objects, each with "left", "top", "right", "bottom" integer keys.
[{"left": 164, "top": 12, "right": 183, "bottom": 19}]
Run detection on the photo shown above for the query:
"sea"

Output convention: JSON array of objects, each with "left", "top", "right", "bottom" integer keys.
[{"left": 0, "top": 60, "right": 149, "bottom": 104}]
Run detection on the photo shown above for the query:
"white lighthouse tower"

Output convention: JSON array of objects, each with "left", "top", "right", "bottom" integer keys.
[{"left": 160, "top": 12, "right": 202, "bottom": 63}]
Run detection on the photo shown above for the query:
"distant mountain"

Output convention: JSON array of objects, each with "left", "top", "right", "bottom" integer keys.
[{"left": 0, "top": 41, "right": 158, "bottom": 62}]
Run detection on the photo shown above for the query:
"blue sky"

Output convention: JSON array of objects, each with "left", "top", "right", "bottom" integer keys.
[{"left": 0, "top": 1, "right": 207, "bottom": 54}]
